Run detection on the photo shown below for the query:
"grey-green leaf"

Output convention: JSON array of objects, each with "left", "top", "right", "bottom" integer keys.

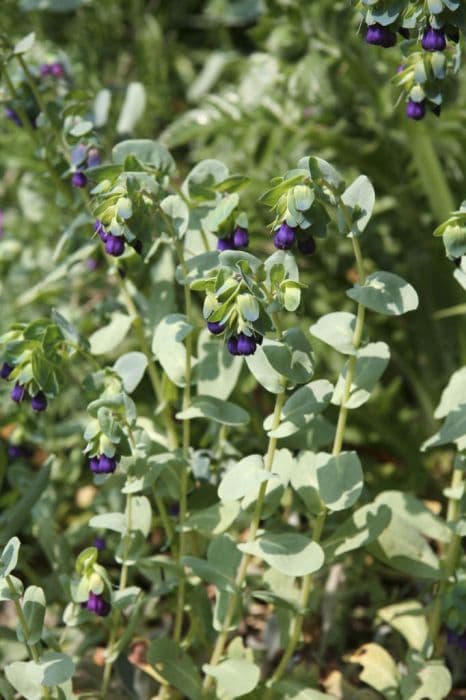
[
  {"left": 89, "top": 313, "right": 133, "bottom": 355},
  {"left": 340, "top": 175, "right": 375, "bottom": 237},
  {"left": 316, "top": 451, "right": 363, "bottom": 511},
  {"left": 203, "top": 658, "right": 261, "bottom": 698},
  {"left": 239, "top": 533, "right": 324, "bottom": 577},
  {"left": 331, "top": 342, "right": 390, "bottom": 409},
  {"left": 310, "top": 312, "right": 357, "bottom": 355},
  {"left": 113, "top": 352, "right": 147, "bottom": 393},
  {"left": 0, "top": 537, "right": 20, "bottom": 578},
  {"left": 346, "top": 272, "right": 419, "bottom": 316},
  {"left": 148, "top": 638, "right": 202, "bottom": 700},
  {"left": 152, "top": 314, "right": 192, "bottom": 387},
  {"left": 176, "top": 396, "right": 249, "bottom": 426},
  {"left": 17, "top": 586, "right": 45, "bottom": 645}
]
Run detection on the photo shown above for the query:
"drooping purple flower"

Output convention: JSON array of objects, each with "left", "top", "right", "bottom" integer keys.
[
  {"left": 4, "top": 107, "right": 22, "bottom": 127},
  {"left": 207, "top": 321, "right": 225, "bottom": 335},
  {"left": 31, "top": 391, "right": 47, "bottom": 412},
  {"left": 1, "top": 362, "right": 13, "bottom": 379},
  {"left": 298, "top": 235, "right": 316, "bottom": 255},
  {"left": 365, "top": 23, "right": 396, "bottom": 48},
  {"left": 105, "top": 234, "right": 125, "bottom": 257},
  {"left": 71, "top": 171, "right": 88, "bottom": 188},
  {"left": 232, "top": 227, "right": 249, "bottom": 249},
  {"left": 11, "top": 383, "right": 26, "bottom": 403},
  {"left": 50, "top": 62, "right": 65, "bottom": 78},
  {"left": 274, "top": 222, "right": 296, "bottom": 250},
  {"left": 217, "top": 236, "right": 234, "bottom": 252},
  {"left": 227, "top": 336, "right": 239, "bottom": 356},
  {"left": 88, "top": 456, "right": 101, "bottom": 474},
  {"left": 406, "top": 99, "right": 426, "bottom": 121},
  {"left": 421, "top": 26, "right": 446, "bottom": 52},
  {"left": 86, "top": 592, "right": 111, "bottom": 617},
  {"left": 87, "top": 148, "right": 101, "bottom": 168},
  {"left": 98, "top": 454, "right": 117, "bottom": 474},
  {"left": 237, "top": 333, "right": 257, "bottom": 356},
  {"left": 93, "top": 537, "right": 106, "bottom": 551},
  {"left": 88, "top": 454, "right": 117, "bottom": 474}
]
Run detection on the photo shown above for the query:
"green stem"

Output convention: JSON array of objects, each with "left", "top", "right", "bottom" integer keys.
[
  {"left": 6, "top": 577, "right": 51, "bottom": 699},
  {"left": 426, "top": 465, "right": 464, "bottom": 655},
  {"left": 173, "top": 239, "right": 193, "bottom": 643},
  {"left": 203, "top": 390, "right": 287, "bottom": 693},
  {"left": 406, "top": 121, "right": 455, "bottom": 223},
  {"left": 100, "top": 431, "right": 136, "bottom": 698},
  {"left": 269, "top": 227, "right": 366, "bottom": 686}
]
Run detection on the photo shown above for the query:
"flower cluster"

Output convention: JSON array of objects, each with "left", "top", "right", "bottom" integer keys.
[
  {"left": 217, "top": 226, "right": 249, "bottom": 251},
  {"left": 353, "top": 0, "right": 464, "bottom": 118},
  {"left": 0, "top": 319, "right": 72, "bottom": 412},
  {"left": 83, "top": 370, "right": 135, "bottom": 481},
  {"left": 72, "top": 547, "right": 112, "bottom": 618}
]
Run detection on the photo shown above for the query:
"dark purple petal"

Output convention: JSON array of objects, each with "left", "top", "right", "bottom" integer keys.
[
  {"left": 207, "top": 321, "right": 225, "bottom": 335},
  {"left": 87, "top": 148, "right": 101, "bottom": 168},
  {"left": 31, "top": 391, "right": 47, "bottom": 412},
  {"left": 71, "top": 171, "right": 88, "bottom": 188},
  {"left": 98, "top": 454, "right": 117, "bottom": 474},
  {"left": 406, "top": 99, "right": 426, "bottom": 121},
  {"left": 297, "top": 235, "right": 316, "bottom": 255},
  {"left": 105, "top": 234, "right": 125, "bottom": 257},
  {"left": 1, "top": 362, "right": 14, "bottom": 380},
  {"left": 232, "top": 227, "right": 249, "bottom": 249},
  {"left": 217, "top": 236, "right": 234, "bottom": 252},
  {"left": 421, "top": 26, "right": 446, "bottom": 52},
  {"left": 93, "top": 537, "right": 106, "bottom": 551},
  {"left": 227, "top": 336, "right": 239, "bottom": 356},
  {"left": 274, "top": 222, "right": 296, "bottom": 250},
  {"left": 237, "top": 333, "right": 257, "bottom": 356},
  {"left": 11, "top": 383, "right": 26, "bottom": 403}
]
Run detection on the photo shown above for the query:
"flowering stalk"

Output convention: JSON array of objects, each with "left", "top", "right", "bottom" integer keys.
[
  {"left": 426, "top": 462, "right": 464, "bottom": 655},
  {"left": 270, "top": 200, "right": 367, "bottom": 685},
  {"left": 202, "top": 389, "right": 287, "bottom": 693},
  {"left": 100, "top": 428, "right": 136, "bottom": 698}
]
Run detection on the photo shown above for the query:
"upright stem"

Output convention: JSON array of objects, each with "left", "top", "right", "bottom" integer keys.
[
  {"left": 6, "top": 576, "right": 51, "bottom": 699},
  {"left": 100, "top": 430, "right": 136, "bottom": 697},
  {"left": 203, "top": 390, "right": 287, "bottom": 693},
  {"left": 426, "top": 465, "right": 464, "bottom": 655},
  {"left": 270, "top": 228, "right": 367, "bottom": 685},
  {"left": 173, "top": 239, "right": 193, "bottom": 643}
]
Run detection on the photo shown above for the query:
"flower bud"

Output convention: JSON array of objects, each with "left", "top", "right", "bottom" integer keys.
[
  {"left": 421, "top": 26, "right": 446, "bottom": 52},
  {"left": 406, "top": 99, "right": 426, "bottom": 121},
  {"left": 71, "top": 171, "right": 88, "bottom": 188},
  {"left": 217, "top": 235, "right": 234, "bottom": 252},
  {"left": 105, "top": 234, "right": 125, "bottom": 257},
  {"left": 11, "top": 383, "right": 26, "bottom": 403},
  {"left": 274, "top": 222, "right": 296, "bottom": 250},
  {"left": 86, "top": 592, "right": 111, "bottom": 617},
  {"left": 232, "top": 227, "right": 249, "bottom": 249},
  {"left": 31, "top": 391, "right": 47, "bottom": 412},
  {"left": 227, "top": 336, "right": 239, "bottom": 356},
  {"left": 365, "top": 23, "right": 396, "bottom": 48},
  {"left": 237, "top": 333, "right": 257, "bottom": 356},
  {"left": 207, "top": 321, "right": 225, "bottom": 335},
  {"left": 0, "top": 362, "right": 13, "bottom": 379}
]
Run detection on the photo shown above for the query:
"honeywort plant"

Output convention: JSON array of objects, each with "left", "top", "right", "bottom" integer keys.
[
  {"left": 352, "top": 0, "right": 465, "bottom": 119},
  {"left": 0, "top": 23, "right": 464, "bottom": 700}
]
